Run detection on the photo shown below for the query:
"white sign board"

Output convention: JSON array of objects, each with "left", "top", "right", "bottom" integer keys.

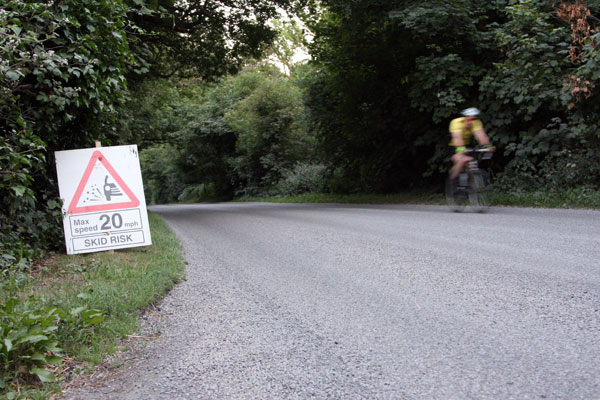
[{"left": 55, "top": 145, "right": 152, "bottom": 254}]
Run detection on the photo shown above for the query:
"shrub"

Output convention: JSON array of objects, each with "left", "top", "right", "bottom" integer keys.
[
  {"left": 272, "top": 163, "right": 328, "bottom": 195},
  {"left": 178, "top": 183, "right": 217, "bottom": 203},
  {"left": 140, "top": 144, "right": 186, "bottom": 204},
  {"left": 1, "top": 0, "right": 133, "bottom": 269},
  {"left": 0, "top": 131, "right": 50, "bottom": 270},
  {"left": 0, "top": 298, "right": 63, "bottom": 387},
  {"left": 0, "top": 297, "right": 103, "bottom": 391}
]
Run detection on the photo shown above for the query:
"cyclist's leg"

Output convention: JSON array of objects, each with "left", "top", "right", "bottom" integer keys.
[{"left": 450, "top": 152, "right": 473, "bottom": 179}]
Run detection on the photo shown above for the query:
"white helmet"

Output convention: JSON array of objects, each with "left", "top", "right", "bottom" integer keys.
[{"left": 461, "top": 107, "right": 480, "bottom": 117}]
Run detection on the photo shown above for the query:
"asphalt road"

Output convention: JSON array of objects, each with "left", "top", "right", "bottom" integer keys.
[{"left": 63, "top": 203, "right": 600, "bottom": 399}]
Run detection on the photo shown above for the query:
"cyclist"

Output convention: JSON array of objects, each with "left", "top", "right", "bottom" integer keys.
[{"left": 448, "top": 107, "right": 494, "bottom": 185}]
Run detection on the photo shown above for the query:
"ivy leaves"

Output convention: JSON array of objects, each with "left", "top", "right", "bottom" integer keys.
[{"left": 1, "top": 0, "right": 134, "bottom": 269}]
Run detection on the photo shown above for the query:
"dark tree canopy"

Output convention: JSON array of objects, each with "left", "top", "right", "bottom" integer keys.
[{"left": 127, "top": 0, "right": 299, "bottom": 80}]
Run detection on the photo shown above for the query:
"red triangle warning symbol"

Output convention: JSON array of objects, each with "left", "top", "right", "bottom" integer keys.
[{"left": 68, "top": 150, "right": 140, "bottom": 214}]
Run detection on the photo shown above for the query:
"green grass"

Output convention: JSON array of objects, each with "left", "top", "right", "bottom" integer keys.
[
  {"left": 237, "top": 187, "right": 600, "bottom": 209},
  {"left": 0, "top": 212, "right": 186, "bottom": 399},
  {"left": 0, "top": 384, "right": 60, "bottom": 400},
  {"left": 237, "top": 191, "right": 446, "bottom": 205},
  {"left": 488, "top": 187, "right": 600, "bottom": 209}
]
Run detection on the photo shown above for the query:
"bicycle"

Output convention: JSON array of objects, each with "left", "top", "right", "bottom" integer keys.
[{"left": 445, "top": 147, "right": 493, "bottom": 213}]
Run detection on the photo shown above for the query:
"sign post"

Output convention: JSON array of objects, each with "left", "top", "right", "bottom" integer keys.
[{"left": 55, "top": 145, "right": 152, "bottom": 254}]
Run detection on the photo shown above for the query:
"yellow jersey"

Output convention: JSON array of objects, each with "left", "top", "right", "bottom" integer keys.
[{"left": 448, "top": 117, "right": 484, "bottom": 146}]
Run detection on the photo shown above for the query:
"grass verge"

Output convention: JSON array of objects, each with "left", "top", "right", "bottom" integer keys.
[
  {"left": 0, "top": 212, "right": 185, "bottom": 400},
  {"left": 489, "top": 187, "right": 600, "bottom": 209},
  {"left": 237, "top": 191, "right": 446, "bottom": 205},
  {"left": 237, "top": 187, "right": 600, "bottom": 209}
]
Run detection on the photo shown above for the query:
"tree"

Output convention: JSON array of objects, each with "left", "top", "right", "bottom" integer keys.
[
  {"left": 140, "top": 144, "right": 185, "bottom": 204},
  {"left": 126, "top": 0, "right": 301, "bottom": 80},
  {"left": 174, "top": 68, "right": 271, "bottom": 198},
  {"left": 265, "top": 18, "right": 309, "bottom": 76},
  {"left": 301, "top": 0, "right": 506, "bottom": 191},
  {"left": 143, "top": 65, "right": 318, "bottom": 201},
  {"left": 117, "top": 78, "right": 205, "bottom": 147},
  {"left": 301, "top": 0, "right": 600, "bottom": 192},
  {"left": 480, "top": 1, "right": 600, "bottom": 190},
  {"left": 225, "top": 72, "right": 314, "bottom": 194}
]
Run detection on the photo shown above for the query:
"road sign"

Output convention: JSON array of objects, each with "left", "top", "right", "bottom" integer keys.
[
  {"left": 55, "top": 145, "right": 152, "bottom": 254},
  {"left": 68, "top": 150, "right": 140, "bottom": 214}
]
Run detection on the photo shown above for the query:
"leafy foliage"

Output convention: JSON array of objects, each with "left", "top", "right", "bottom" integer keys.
[
  {"left": 174, "top": 65, "right": 312, "bottom": 197},
  {"left": 0, "top": 296, "right": 103, "bottom": 390},
  {"left": 480, "top": 1, "right": 600, "bottom": 190},
  {"left": 125, "top": 0, "right": 299, "bottom": 80},
  {"left": 118, "top": 78, "right": 206, "bottom": 146},
  {"left": 225, "top": 74, "right": 315, "bottom": 195},
  {"left": 0, "top": 131, "right": 50, "bottom": 269},
  {"left": 173, "top": 70, "right": 258, "bottom": 198},
  {"left": 177, "top": 184, "right": 217, "bottom": 203},
  {"left": 272, "top": 163, "right": 328, "bottom": 196},
  {"left": 138, "top": 65, "right": 320, "bottom": 201},
  {"left": 265, "top": 18, "right": 309, "bottom": 76},
  {"left": 301, "top": 0, "right": 600, "bottom": 192},
  {"left": 140, "top": 144, "right": 185, "bottom": 204},
  {"left": 2, "top": 0, "right": 132, "bottom": 148},
  {"left": 1, "top": 0, "right": 133, "bottom": 268},
  {"left": 0, "top": 298, "right": 63, "bottom": 387},
  {"left": 301, "top": 1, "right": 493, "bottom": 190}
]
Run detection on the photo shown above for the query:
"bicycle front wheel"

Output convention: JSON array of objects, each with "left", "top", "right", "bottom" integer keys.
[{"left": 468, "top": 171, "right": 490, "bottom": 212}]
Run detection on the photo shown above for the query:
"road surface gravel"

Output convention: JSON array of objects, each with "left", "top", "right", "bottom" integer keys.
[{"left": 62, "top": 203, "right": 600, "bottom": 399}]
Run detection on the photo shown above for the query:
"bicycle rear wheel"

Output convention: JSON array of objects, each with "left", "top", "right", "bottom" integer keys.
[{"left": 446, "top": 175, "right": 468, "bottom": 212}]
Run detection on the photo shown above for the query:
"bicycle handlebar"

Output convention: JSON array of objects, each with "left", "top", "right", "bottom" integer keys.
[{"left": 464, "top": 147, "right": 493, "bottom": 160}]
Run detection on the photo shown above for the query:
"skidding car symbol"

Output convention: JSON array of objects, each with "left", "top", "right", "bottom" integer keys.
[{"left": 103, "top": 175, "right": 123, "bottom": 201}]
